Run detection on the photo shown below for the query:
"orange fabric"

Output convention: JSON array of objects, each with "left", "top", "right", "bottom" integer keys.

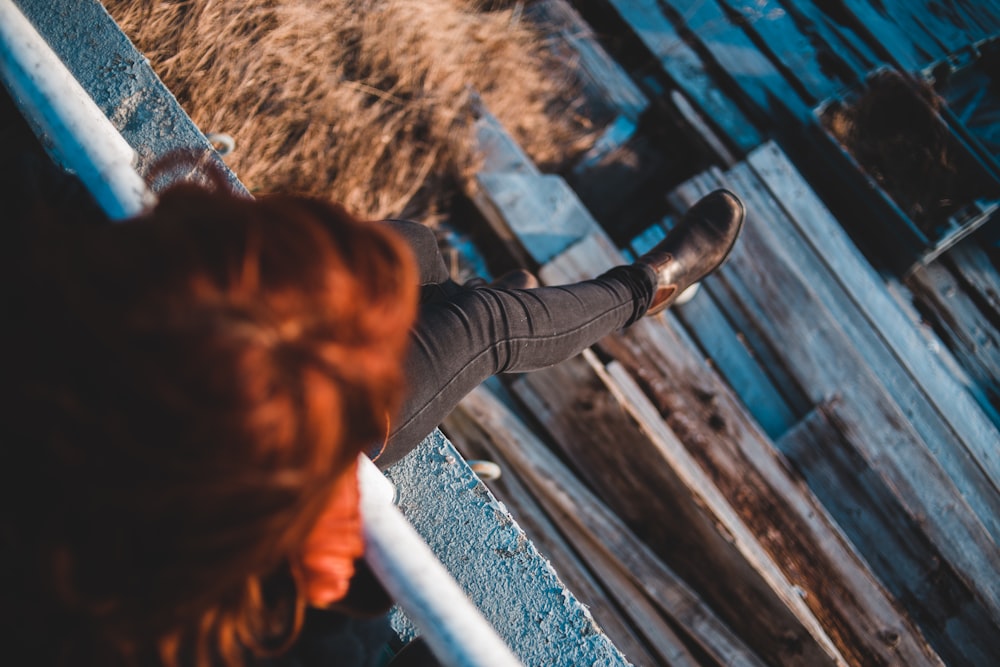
[{"left": 298, "top": 460, "right": 365, "bottom": 607}]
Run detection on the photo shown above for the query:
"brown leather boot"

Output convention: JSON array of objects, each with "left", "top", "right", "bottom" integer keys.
[{"left": 637, "top": 189, "right": 745, "bottom": 316}]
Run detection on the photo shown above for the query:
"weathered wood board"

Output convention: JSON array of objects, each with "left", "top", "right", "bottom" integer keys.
[
  {"left": 528, "top": 0, "right": 648, "bottom": 123},
  {"left": 670, "top": 167, "right": 1000, "bottom": 627},
  {"left": 610, "top": 0, "right": 1000, "bottom": 131},
  {"left": 771, "top": 0, "right": 882, "bottom": 78},
  {"left": 744, "top": 143, "right": 1000, "bottom": 515},
  {"left": 462, "top": 98, "right": 944, "bottom": 667},
  {"left": 778, "top": 401, "right": 1000, "bottom": 666},
  {"left": 823, "top": 0, "right": 1000, "bottom": 70},
  {"left": 597, "top": 0, "right": 762, "bottom": 153},
  {"left": 655, "top": 0, "right": 812, "bottom": 120},
  {"left": 538, "top": 227, "right": 943, "bottom": 667},
  {"left": 713, "top": 0, "right": 856, "bottom": 104},
  {"left": 447, "top": 385, "right": 769, "bottom": 667},
  {"left": 441, "top": 404, "right": 663, "bottom": 667},
  {"left": 907, "top": 242, "right": 1000, "bottom": 419},
  {"left": 671, "top": 277, "right": 800, "bottom": 439},
  {"left": 511, "top": 353, "right": 845, "bottom": 667}
]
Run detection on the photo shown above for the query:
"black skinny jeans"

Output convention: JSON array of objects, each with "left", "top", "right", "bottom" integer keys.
[{"left": 374, "top": 220, "right": 656, "bottom": 467}]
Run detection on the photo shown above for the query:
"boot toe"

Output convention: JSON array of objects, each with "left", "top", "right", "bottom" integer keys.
[{"left": 638, "top": 189, "right": 745, "bottom": 315}]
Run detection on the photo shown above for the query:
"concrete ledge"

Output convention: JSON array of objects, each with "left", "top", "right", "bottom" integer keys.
[{"left": 387, "top": 432, "right": 630, "bottom": 666}]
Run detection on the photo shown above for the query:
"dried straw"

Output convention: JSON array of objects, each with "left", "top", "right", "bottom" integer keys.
[{"left": 104, "top": 0, "right": 593, "bottom": 220}]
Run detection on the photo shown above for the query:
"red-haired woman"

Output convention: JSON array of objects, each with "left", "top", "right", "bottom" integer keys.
[{"left": 2, "top": 174, "right": 742, "bottom": 666}]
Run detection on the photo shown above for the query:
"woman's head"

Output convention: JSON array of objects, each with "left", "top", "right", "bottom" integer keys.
[{"left": 2, "top": 184, "right": 418, "bottom": 665}]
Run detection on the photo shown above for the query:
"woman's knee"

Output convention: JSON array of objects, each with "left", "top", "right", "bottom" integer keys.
[{"left": 380, "top": 219, "right": 450, "bottom": 285}]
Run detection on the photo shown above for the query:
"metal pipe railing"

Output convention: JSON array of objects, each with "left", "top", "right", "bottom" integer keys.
[
  {"left": 358, "top": 456, "right": 524, "bottom": 667},
  {"left": 0, "top": 0, "right": 154, "bottom": 219},
  {"left": 0, "top": 4, "right": 524, "bottom": 663}
]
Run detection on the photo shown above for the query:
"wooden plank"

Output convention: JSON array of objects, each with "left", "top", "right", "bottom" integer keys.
[
  {"left": 907, "top": 260, "right": 1000, "bottom": 413},
  {"left": 713, "top": 0, "right": 849, "bottom": 104},
  {"left": 778, "top": 401, "right": 1000, "bottom": 666},
  {"left": 946, "top": 241, "right": 1000, "bottom": 315},
  {"left": 819, "top": 0, "right": 930, "bottom": 70},
  {"left": 564, "top": 122, "right": 672, "bottom": 230},
  {"left": 817, "top": 0, "right": 1000, "bottom": 73},
  {"left": 844, "top": 0, "right": 1000, "bottom": 66},
  {"left": 571, "top": 114, "right": 640, "bottom": 174},
  {"left": 474, "top": 171, "right": 598, "bottom": 264},
  {"left": 513, "top": 215, "right": 941, "bottom": 664},
  {"left": 471, "top": 102, "right": 540, "bottom": 178},
  {"left": 511, "top": 354, "right": 845, "bottom": 667},
  {"left": 773, "top": 0, "right": 881, "bottom": 85},
  {"left": 626, "top": 215, "right": 802, "bottom": 438},
  {"left": 441, "top": 404, "right": 664, "bottom": 667},
  {"left": 596, "top": 321, "right": 953, "bottom": 667},
  {"left": 668, "top": 88, "right": 739, "bottom": 167},
  {"left": 717, "top": 159, "right": 1000, "bottom": 519},
  {"left": 470, "top": 108, "right": 598, "bottom": 267},
  {"left": 526, "top": 0, "right": 650, "bottom": 178},
  {"left": 656, "top": 0, "right": 813, "bottom": 121},
  {"left": 932, "top": 241, "right": 1000, "bottom": 419},
  {"left": 743, "top": 142, "right": 1000, "bottom": 524},
  {"left": 600, "top": 0, "right": 762, "bottom": 153},
  {"left": 527, "top": 0, "right": 648, "bottom": 122},
  {"left": 550, "top": 520, "right": 702, "bottom": 667},
  {"left": 464, "top": 104, "right": 940, "bottom": 665},
  {"left": 695, "top": 277, "right": 814, "bottom": 416},
  {"left": 671, "top": 273, "right": 800, "bottom": 439},
  {"left": 953, "top": 0, "right": 1000, "bottom": 36},
  {"left": 601, "top": 358, "right": 944, "bottom": 667},
  {"left": 452, "top": 385, "right": 768, "bottom": 667},
  {"left": 668, "top": 168, "right": 1000, "bottom": 625},
  {"left": 628, "top": 219, "right": 668, "bottom": 256}
]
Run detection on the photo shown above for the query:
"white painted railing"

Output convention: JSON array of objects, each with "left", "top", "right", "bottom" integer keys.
[
  {"left": 0, "top": 0, "right": 154, "bottom": 219},
  {"left": 358, "top": 456, "right": 524, "bottom": 667}
]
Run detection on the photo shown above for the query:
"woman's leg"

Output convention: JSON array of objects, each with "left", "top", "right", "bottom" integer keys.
[
  {"left": 375, "top": 189, "right": 745, "bottom": 468},
  {"left": 376, "top": 264, "right": 656, "bottom": 467},
  {"left": 379, "top": 219, "right": 460, "bottom": 302}
]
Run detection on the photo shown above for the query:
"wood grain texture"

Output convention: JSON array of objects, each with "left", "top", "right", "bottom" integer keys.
[
  {"left": 669, "top": 168, "right": 1000, "bottom": 627},
  {"left": 450, "top": 385, "right": 768, "bottom": 667},
  {"left": 778, "top": 401, "right": 1000, "bottom": 666},
  {"left": 599, "top": 0, "right": 762, "bottom": 152},
  {"left": 512, "top": 353, "right": 844, "bottom": 667},
  {"left": 744, "top": 143, "right": 1000, "bottom": 522},
  {"left": 442, "top": 403, "right": 663, "bottom": 667}
]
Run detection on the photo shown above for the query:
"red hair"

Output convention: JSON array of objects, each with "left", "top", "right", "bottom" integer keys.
[{"left": 1, "top": 183, "right": 418, "bottom": 665}]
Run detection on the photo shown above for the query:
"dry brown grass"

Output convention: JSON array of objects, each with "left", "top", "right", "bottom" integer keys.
[{"left": 103, "top": 0, "right": 594, "bottom": 221}]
